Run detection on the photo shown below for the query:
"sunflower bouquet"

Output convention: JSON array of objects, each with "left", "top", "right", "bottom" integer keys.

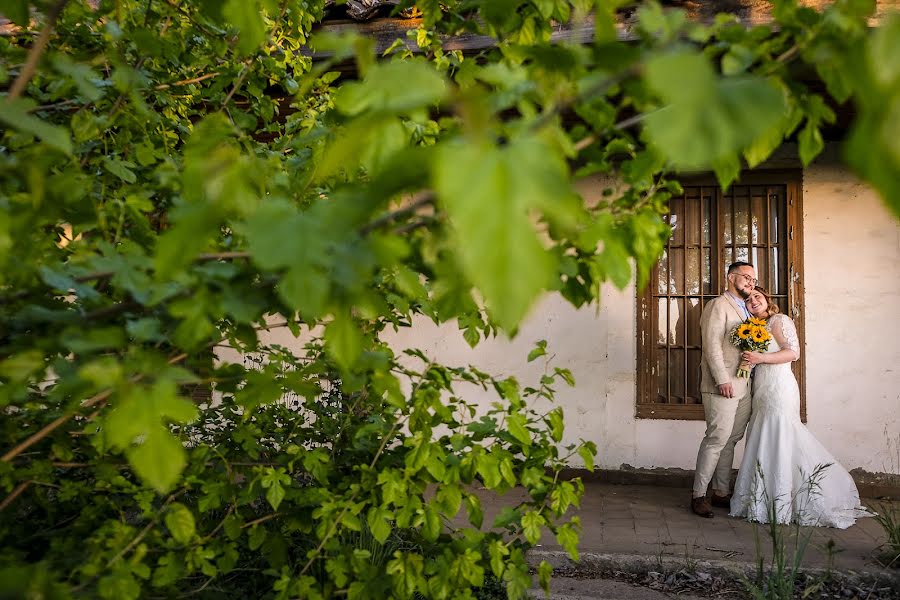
[{"left": 729, "top": 317, "right": 771, "bottom": 378}]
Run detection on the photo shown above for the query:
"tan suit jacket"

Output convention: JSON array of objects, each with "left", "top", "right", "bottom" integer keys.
[{"left": 699, "top": 293, "right": 751, "bottom": 397}]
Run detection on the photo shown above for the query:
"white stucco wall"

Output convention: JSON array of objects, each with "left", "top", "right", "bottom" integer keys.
[
  {"left": 801, "top": 160, "right": 900, "bottom": 474},
  {"left": 379, "top": 158, "right": 900, "bottom": 475}
]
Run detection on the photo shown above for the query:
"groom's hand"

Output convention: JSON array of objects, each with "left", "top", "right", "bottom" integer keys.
[{"left": 717, "top": 383, "right": 734, "bottom": 398}]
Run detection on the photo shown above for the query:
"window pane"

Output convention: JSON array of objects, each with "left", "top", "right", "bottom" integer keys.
[
  {"left": 671, "top": 297, "right": 684, "bottom": 346},
  {"left": 685, "top": 193, "right": 701, "bottom": 247},
  {"left": 656, "top": 249, "right": 669, "bottom": 295},
  {"left": 686, "top": 297, "right": 702, "bottom": 347},
  {"left": 751, "top": 192, "right": 766, "bottom": 245},
  {"left": 703, "top": 247, "right": 712, "bottom": 294},
  {"left": 703, "top": 193, "right": 712, "bottom": 245},
  {"left": 723, "top": 193, "right": 733, "bottom": 246},
  {"left": 670, "top": 348, "right": 685, "bottom": 403},
  {"left": 669, "top": 196, "right": 684, "bottom": 246},
  {"left": 657, "top": 297, "right": 668, "bottom": 345},
  {"left": 770, "top": 192, "right": 780, "bottom": 243},
  {"left": 639, "top": 178, "right": 798, "bottom": 419},
  {"left": 669, "top": 248, "right": 684, "bottom": 294},
  {"left": 755, "top": 246, "right": 770, "bottom": 290},
  {"left": 655, "top": 348, "right": 668, "bottom": 402},
  {"left": 734, "top": 191, "right": 750, "bottom": 246},
  {"left": 686, "top": 248, "right": 701, "bottom": 295},
  {"left": 687, "top": 348, "right": 702, "bottom": 403}
]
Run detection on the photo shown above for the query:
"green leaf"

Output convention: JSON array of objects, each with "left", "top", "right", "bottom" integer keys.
[
  {"left": 104, "top": 158, "right": 138, "bottom": 183},
  {"left": 223, "top": 515, "right": 242, "bottom": 541},
  {"left": 0, "top": 350, "right": 44, "bottom": 382},
  {"left": 549, "top": 481, "right": 579, "bottom": 516},
  {"left": 492, "top": 506, "right": 520, "bottom": 529},
  {"left": 488, "top": 540, "right": 509, "bottom": 577},
  {"left": 325, "top": 312, "right": 363, "bottom": 371},
  {"left": 0, "top": 99, "right": 72, "bottom": 154},
  {"left": 98, "top": 572, "right": 140, "bottom": 600},
  {"left": 520, "top": 510, "right": 545, "bottom": 545},
  {"left": 578, "top": 441, "right": 597, "bottom": 472},
  {"left": 744, "top": 118, "right": 787, "bottom": 168},
  {"left": 868, "top": 13, "right": 900, "bottom": 88},
  {"left": 248, "top": 525, "right": 267, "bottom": 551},
  {"left": 712, "top": 154, "right": 741, "bottom": 191},
  {"left": 506, "top": 413, "right": 531, "bottom": 446},
  {"left": 165, "top": 503, "right": 196, "bottom": 544},
  {"left": 798, "top": 122, "right": 824, "bottom": 166},
  {"left": 421, "top": 504, "right": 441, "bottom": 542},
  {"left": 224, "top": 0, "right": 267, "bottom": 55},
  {"left": 335, "top": 60, "right": 447, "bottom": 117},
  {"left": 476, "top": 452, "right": 503, "bottom": 489},
  {"left": 546, "top": 407, "right": 564, "bottom": 443},
  {"left": 105, "top": 382, "right": 197, "bottom": 491},
  {"left": 556, "top": 522, "right": 580, "bottom": 561},
  {"left": 593, "top": 2, "right": 618, "bottom": 43},
  {"left": 527, "top": 340, "right": 547, "bottom": 362},
  {"left": 643, "top": 50, "right": 786, "bottom": 169},
  {"left": 265, "top": 481, "right": 285, "bottom": 511},
  {"left": 538, "top": 560, "right": 553, "bottom": 593},
  {"left": 52, "top": 55, "right": 103, "bottom": 101},
  {"left": 593, "top": 238, "right": 632, "bottom": 290},
  {"left": 433, "top": 136, "right": 560, "bottom": 331},
  {"left": 367, "top": 506, "right": 392, "bottom": 544},
  {"left": 386, "top": 551, "right": 425, "bottom": 598},
  {"left": 721, "top": 45, "right": 755, "bottom": 75},
  {"left": 128, "top": 428, "right": 186, "bottom": 493},
  {"left": 435, "top": 484, "right": 462, "bottom": 516},
  {"left": 465, "top": 493, "right": 483, "bottom": 528},
  {"left": 2, "top": 0, "right": 29, "bottom": 25}
]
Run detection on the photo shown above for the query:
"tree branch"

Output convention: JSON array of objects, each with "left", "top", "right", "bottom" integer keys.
[
  {"left": 0, "top": 481, "right": 32, "bottom": 512},
  {"left": 1, "top": 352, "right": 188, "bottom": 464},
  {"left": 573, "top": 111, "right": 648, "bottom": 152},
  {"left": 5, "top": 0, "right": 70, "bottom": 103},
  {"left": 358, "top": 192, "right": 435, "bottom": 235},
  {"left": 155, "top": 72, "right": 221, "bottom": 90},
  {"left": 222, "top": 60, "right": 253, "bottom": 108},
  {"left": 529, "top": 63, "right": 642, "bottom": 134}
]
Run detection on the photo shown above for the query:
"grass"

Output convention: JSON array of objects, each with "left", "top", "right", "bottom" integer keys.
[
  {"left": 872, "top": 501, "right": 900, "bottom": 568},
  {"left": 740, "top": 463, "right": 835, "bottom": 600}
]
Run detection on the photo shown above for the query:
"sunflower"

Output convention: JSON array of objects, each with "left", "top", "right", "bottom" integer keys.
[
  {"left": 749, "top": 317, "right": 767, "bottom": 326},
  {"left": 751, "top": 327, "right": 768, "bottom": 342},
  {"left": 737, "top": 324, "right": 752, "bottom": 339}
]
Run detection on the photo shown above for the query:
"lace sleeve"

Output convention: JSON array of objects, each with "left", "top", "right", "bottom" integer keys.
[{"left": 771, "top": 314, "right": 800, "bottom": 357}]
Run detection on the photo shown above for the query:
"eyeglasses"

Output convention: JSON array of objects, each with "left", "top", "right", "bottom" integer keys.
[{"left": 733, "top": 273, "right": 758, "bottom": 285}]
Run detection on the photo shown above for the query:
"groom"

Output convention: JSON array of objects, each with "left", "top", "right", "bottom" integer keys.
[{"left": 691, "top": 261, "right": 758, "bottom": 518}]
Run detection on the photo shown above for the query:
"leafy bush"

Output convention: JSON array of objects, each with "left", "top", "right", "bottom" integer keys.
[{"left": 0, "top": 0, "right": 896, "bottom": 598}]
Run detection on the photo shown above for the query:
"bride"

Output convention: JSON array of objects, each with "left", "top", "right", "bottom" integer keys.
[{"left": 730, "top": 286, "right": 871, "bottom": 528}]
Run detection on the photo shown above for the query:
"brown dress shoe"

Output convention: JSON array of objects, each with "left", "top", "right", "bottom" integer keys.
[
  {"left": 691, "top": 496, "right": 714, "bottom": 518},
  {"left": 710, "top": 493, "right": 732, "bottom": 509}
]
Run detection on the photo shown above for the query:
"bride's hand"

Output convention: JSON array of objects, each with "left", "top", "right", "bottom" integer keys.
[{"left": 742, "top": 351, "right": 763, "bottom": 365}]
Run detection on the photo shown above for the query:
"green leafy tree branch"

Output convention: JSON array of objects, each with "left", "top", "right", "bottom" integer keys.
[{"left": 0, "top": 0, "right": 897, "bottom": 597}]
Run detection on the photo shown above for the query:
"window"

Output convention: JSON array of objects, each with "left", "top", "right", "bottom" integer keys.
[{"left": 636, "top": 172, "right": 805, "bottom": 420}]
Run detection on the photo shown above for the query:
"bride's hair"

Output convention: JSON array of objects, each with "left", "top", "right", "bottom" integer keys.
[{"left": 753, "top": 286, "right": 780, "bottom": 317}]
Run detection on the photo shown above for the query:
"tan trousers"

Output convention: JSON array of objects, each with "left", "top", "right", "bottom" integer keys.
[{"left": 692, "top": 389, "right": 753, "bottom": 498}]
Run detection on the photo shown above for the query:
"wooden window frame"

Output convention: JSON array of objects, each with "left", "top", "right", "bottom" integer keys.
[{"left": 636, "top": 170, "right": 806, "bottom": 421}]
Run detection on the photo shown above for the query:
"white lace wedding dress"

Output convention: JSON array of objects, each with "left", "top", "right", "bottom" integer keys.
[{"left": 730, "top": 314, "right": 871, "bottom": 529}]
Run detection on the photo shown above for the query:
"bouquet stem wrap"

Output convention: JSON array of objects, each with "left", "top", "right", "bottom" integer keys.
[{"left": 729, "top": 317, "right": 771, "bottom": 379}]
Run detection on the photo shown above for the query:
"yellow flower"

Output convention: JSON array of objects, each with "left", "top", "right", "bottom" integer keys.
[
  {"left": 751, "top": 327, "right": 767, "bottom": 342},
  {"left": 749, "top": 317, "right": 767, "bottom": 326},
  {"left": 737, "top": 324, "right": 752, "bottom": 339}
]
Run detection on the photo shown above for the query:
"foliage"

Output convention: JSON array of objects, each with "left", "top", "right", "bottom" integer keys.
[
  {"left": 0, "top": 0, "right": 896, "bottom": 598},
  {"left": 873, "top": 501, "right": 900, "bottom": 568},
  {"left": 741, "top": 464, "right": 836, "bottom": 600}
]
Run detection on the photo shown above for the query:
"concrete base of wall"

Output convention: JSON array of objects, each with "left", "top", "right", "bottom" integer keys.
[{"left": 560, "top": 467, "right": 900, "bottom": 500}]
